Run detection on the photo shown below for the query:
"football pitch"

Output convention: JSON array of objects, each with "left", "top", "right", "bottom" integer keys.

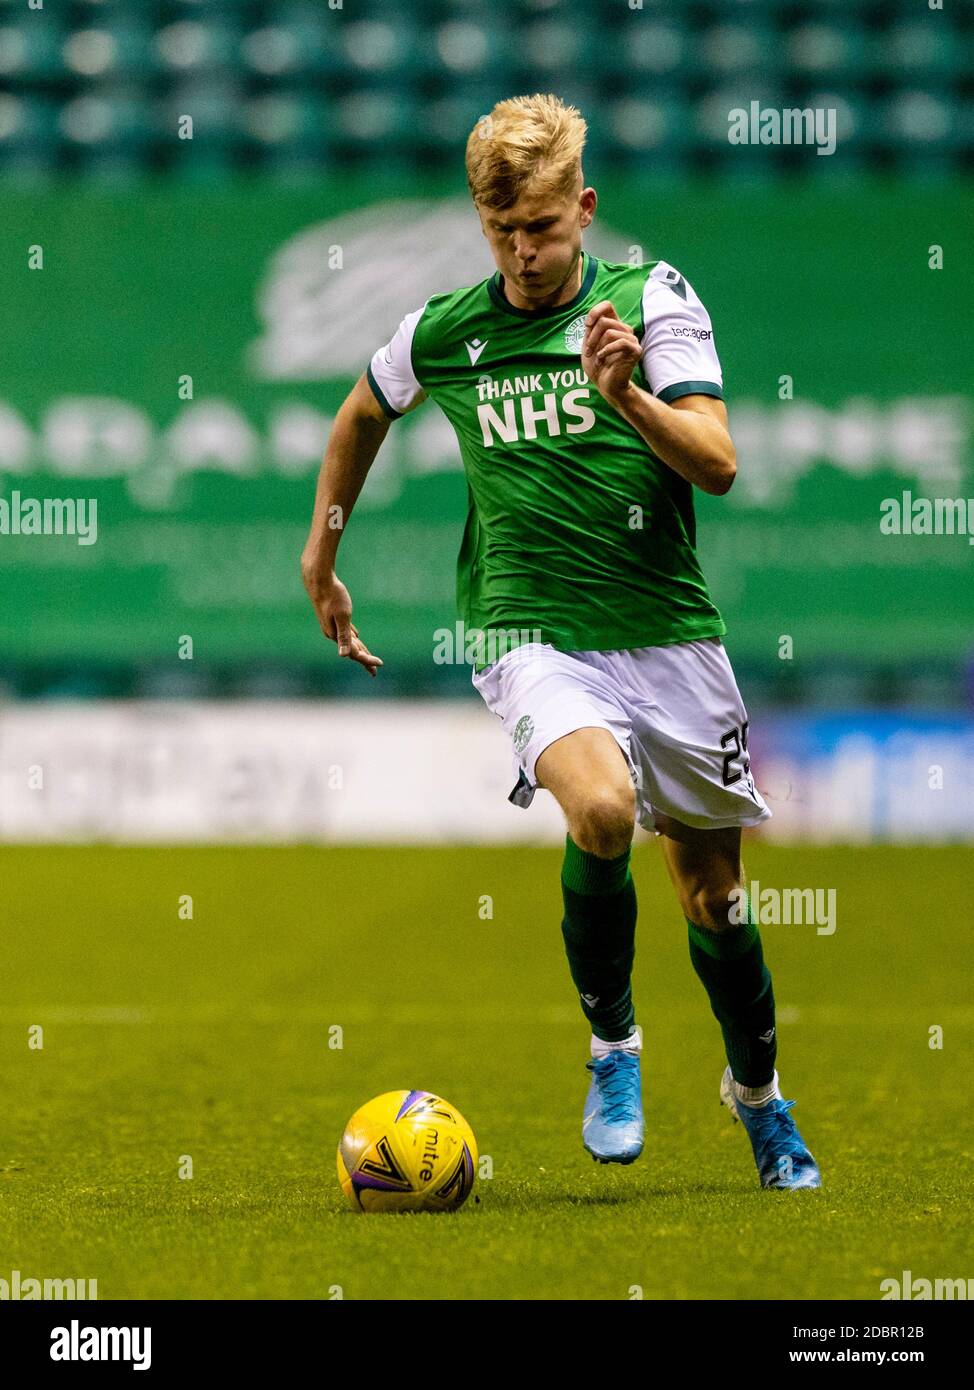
[{"left": 1, "top": 843, "right": 969, "bottom": 1301}]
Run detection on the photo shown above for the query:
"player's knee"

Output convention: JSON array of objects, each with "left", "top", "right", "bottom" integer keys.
[
  {"left": 569, "top": 785, "right": 635, "bottom": 859},
  {"left": 683, "top": 880, "right": 741, "bottom": 933}
]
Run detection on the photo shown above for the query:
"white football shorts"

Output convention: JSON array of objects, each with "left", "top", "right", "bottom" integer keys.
[{"left": 471, "top": 637, "right": 771, "bottom": 831}]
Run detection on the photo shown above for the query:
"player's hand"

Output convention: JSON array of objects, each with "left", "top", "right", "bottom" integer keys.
[
  {"left": 581, "top": 300, "right": 641, "bottom": 404},
  {"left": 301, "top": 567, "right": 383, "bottom": 676}
]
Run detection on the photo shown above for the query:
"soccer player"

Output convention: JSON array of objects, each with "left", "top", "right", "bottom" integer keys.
[{"left": 301, "top": 93, "right": 820, "bottom": 1190}]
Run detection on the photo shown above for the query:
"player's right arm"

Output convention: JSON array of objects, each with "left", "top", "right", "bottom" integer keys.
[
  {"left": 301, "top": 304, "right": 428, "bottom": 675},
  {"left": 300, "top": 372, "right": 392, "bottom": 676}
]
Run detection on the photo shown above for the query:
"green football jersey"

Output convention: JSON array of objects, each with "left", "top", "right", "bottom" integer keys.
[{"left": 367, "top": 251, "right": 727, "bottom": 665}]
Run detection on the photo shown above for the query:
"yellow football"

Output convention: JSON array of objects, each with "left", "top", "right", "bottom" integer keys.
[{"left": 337, "top": 1089, "right": 478, "bottom": 1213}]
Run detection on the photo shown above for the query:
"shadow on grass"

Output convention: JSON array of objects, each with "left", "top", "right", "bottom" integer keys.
[{"left": 476, "top": 1179, "right": 748, "bottom": 1211}]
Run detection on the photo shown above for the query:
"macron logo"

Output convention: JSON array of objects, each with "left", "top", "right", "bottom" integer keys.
[{"left": 465, "top": 337, "right": 488, "bottom": 366}]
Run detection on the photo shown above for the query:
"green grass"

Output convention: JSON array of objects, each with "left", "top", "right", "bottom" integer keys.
[{"left": 0, "top": 844, "right": 970, "bottom": 1300}]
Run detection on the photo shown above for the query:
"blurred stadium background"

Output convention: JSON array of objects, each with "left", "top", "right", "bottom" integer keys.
[{"left": 1, "top": 0, "right": 972, "bottom": 845}]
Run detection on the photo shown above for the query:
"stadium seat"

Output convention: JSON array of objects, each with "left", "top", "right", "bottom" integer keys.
[
  {"left": 58, "top": 94, "right": 156, "bottom": 157},
  {"left": 0, "top": 16, "right": 66, "bottom": 79},
  {"left": 692, "top": 82, "right": 786, "bottom": 153},
  {"left": 607, "top": 95, "right": 694, "bottom": 156},
  {"left": 153, "top": 17, "right": 242, "bottom": 77},
  {"left": 700, "top": 23, "right": 780, "bottom": 79},
  {"left": 802, "top": 91, "right": 870, "bottom": 155},
  {"left": 872, "top": 21, "right": 968, "bottom": 81},
  {"left": 60, "top": 19, "right": 155, "bottom": 81},
  {"left": 62, "top": 27, "right": 123, "bottom": 80},
  {"left": 339, "top": 19, "right": 415, "bottom": 77},
  {"left": 240, "top": 25, "right": 308, "bottom": 79},
  {"left": 242, "top": 6, "right": 340, "bottom": 78},
  {"left": 511, "top": 16, "right": 588, "bottom": 79},
  {"left": 422, "top": 18, "right": 515, "bottom": 80},
  {"left": 787, "top": 23, "right": 869, "bottom": 82},
  {"left": 243, "top": 92, "right": 328, "bottom": 156},
  {"left": 422, "top": 90, "right": 513, "bottom": 150},
  {"left": 598, "top": 18, "right": 693, "bottom": 82},
  {"left": 158, "top": 81, "right": 244, "bottom": 155},
  {"left": 0, "top": 92, "right": 60, "bottom": 166},
  {"left": 334, "top": 89, "right": 420, "bottom": 155},
  {"left": 878, "top": 90, "right": 961, "bottom": 153}
]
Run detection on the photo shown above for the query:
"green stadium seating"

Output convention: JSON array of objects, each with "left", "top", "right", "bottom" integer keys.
[
  {"left": 0, "top": 0, "right": 967, "bottom": 179},
  {"left": 0, "top": 15, "right": 65, "bottom": 79},
  {"left": 873, "top": 21, "right": 969, "bottom": 81},
  {"left": 607, "top": 95, "right": 695, "bottom": 155},
  {"left": 602, "top": 18, "right": 694, "bottom": 82},
  {"left": 335, "top": 90, "right": 421, "bottom": 154},
  {"left": 159, "top": 82, "right": 244, "bottom": 157},
  {"left": 700, "top": 23, "right": 780, "bottom": 79},
  {"left": 59, "top": 93, "right": 156, "bottom": 155},
  {"left": 878, "top": 90, "right": 962, "bottom": 154},
  {"left": 787, "top": 23, "right": 869, "bottom": 82},
  {"left": 152, "top": 16, "right": 243, "bottom": 77},
  {"left": 338, "top": 20, "right": 415, "bottom": 77},
  {"left": 0, "top": 92, "right": 59, "bottom": 167},
  {"left": 423, "top": 18, "right": 516, "bottom": 80},
  {"left": 243, "top": 91, "right": 328, "bottom": 155}
]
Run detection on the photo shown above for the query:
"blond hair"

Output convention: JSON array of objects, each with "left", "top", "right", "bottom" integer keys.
[{"left": 466, "top": 93, "right": 587, "bottom": 209}]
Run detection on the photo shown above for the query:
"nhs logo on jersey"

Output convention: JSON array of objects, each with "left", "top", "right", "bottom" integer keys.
[{"left": 475, "top": 368, "right": 595, "bottom": 446}]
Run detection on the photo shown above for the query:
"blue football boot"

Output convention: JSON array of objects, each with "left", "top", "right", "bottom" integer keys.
[
  {"left": 720, "top": 1066, "right": 822, "bottom": 1189},
  {"left": 583, "top": 1051, "right": 644, "bottom": 1164}
]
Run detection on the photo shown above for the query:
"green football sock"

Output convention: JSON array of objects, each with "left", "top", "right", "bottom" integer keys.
[
  {"left": 687, "top": 903, "right": 776, "bottom": 1087},
  {"left": 560, "top": 835, "right": 637, "bottom": 1043}
]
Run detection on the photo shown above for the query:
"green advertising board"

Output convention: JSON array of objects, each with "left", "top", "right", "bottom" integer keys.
[{"left": 0, "top": 178, "right": 971, "bottom": 673}]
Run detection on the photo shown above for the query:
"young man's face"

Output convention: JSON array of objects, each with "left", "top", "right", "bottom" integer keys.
[{"left": 477, "top": 183, "right": 597, "bottom": 309}]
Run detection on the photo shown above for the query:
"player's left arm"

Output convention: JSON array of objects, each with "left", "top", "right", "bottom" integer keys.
[{"left": 581, "top": 300, "right": 736, "bottom": 496}]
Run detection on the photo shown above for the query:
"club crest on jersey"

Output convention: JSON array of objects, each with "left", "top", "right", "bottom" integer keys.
[
  {"left": 512, "top": 715, "right": 534, "bottom": 755},
  {"left": 564, "top": 313, "right": 588, "bottom": 354}
]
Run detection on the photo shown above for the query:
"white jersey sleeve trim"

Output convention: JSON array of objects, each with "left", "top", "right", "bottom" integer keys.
[
  {"left": 367, "top": 303, "right": 429, "bottom": 418},
  {"left": 640, "top": 262, "right": 723, "bottom": 403}
]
